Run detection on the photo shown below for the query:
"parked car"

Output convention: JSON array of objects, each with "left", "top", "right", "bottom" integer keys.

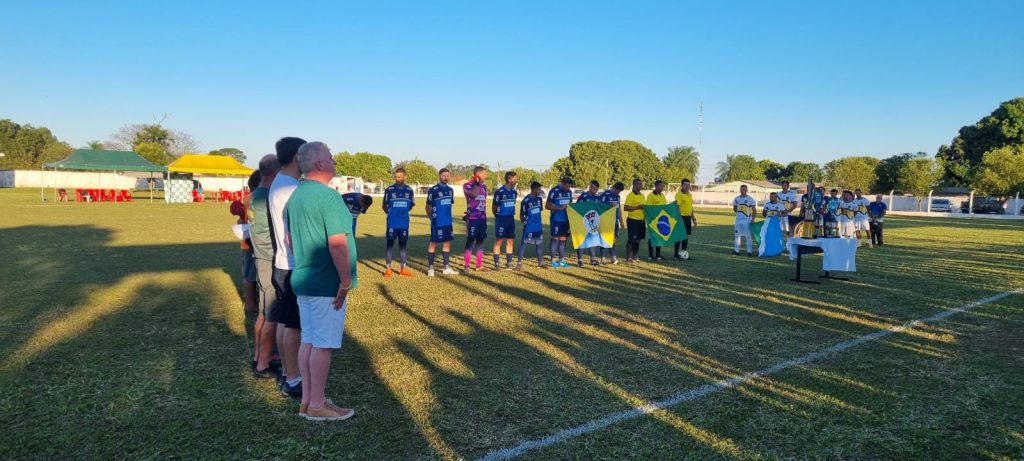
[
  {"left": 960, "top": 196, "right": 1007, "bottom": 214},
  {"left": 930, "top": 198, "right": 953, "bottom": 212}
]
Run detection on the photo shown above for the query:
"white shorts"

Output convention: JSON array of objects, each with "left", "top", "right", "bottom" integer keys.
[
  {"left": 734, "top": 220, "right": 751, "bottom": 237},
  {"left": 854, "top": 218, "right": 870, "bottom": 231},
  {"left": 838, "top": 220, "right": 856, "bottom": 238},
  {"left": 297, "top": 295, "right": 348, "bottom": 349},
  {"left": 779, "top": 217, "right": 790, "bottom": 232}
]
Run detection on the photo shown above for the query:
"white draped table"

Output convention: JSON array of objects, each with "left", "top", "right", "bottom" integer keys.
[{"left": 786, "top": 237, "right": 859, "bottom": 283}]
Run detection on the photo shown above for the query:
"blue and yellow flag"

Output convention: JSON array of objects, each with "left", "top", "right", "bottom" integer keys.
[
  {"left": 568, "top": 202, "right": 617, "bottom": 249},
  {"left": 643, "top": 204, "right": 687, "bottom": 247}
]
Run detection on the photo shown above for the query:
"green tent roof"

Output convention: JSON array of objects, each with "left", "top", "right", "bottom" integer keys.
[{"left": 44, "top": 149, "right": 167, "bottom": 172}]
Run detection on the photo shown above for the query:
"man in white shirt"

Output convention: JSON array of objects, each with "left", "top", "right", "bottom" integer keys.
[
  {"left": 837, "top": 190, "right": 857, "bottom": 238},
  {"left": 853, "top": 188, "right": 872, "bottom": 247},
  {"left": 777, "top": 181, "right": 799, "bottom": 238},
  {"left": 267, "top": 136, "right": 306, "bottom": 399},
  {"left": 732, "top": 185, "right": 757, "bottom": 256}
]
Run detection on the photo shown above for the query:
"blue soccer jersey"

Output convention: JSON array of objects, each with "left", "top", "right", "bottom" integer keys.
[
  {"left": 342, "top": 192, "right": 363, "bottom": 232},
  {"left": 383, "top": 183, "right": 415, "bottom": 229},
  {"left": 600, "top": 189, "right": 622, "bottom": 221},
  {"left": 547, "top": 185, "right": 572, "bottom": 223},
  {"left": 521, "top": 194, "right": 544, "bottom": 234},
  {"left": 493, "top": 185, "right": 519, "bottom": 216},
  {"left": 426, "top": 183, "right": 454, "bottom": 227},
  {"left": 577, "top": 191, "right": 601, "bottom": 203}
]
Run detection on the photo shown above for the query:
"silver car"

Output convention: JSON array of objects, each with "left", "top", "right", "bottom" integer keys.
[{"left": 930, "top": 198, "right": 953, "bottom": 212}]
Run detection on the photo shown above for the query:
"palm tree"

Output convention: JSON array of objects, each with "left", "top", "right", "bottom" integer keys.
[
  {"left": 716, "top": 154, "right": 738, "bottom": 182},
  {"left": 663, "top": 146, "right": 700, "bottom": 178}
]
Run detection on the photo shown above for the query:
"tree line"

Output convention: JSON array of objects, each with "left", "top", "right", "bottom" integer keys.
[{"left": 2, "top": 97, "right": 1021, "bottom": 196}]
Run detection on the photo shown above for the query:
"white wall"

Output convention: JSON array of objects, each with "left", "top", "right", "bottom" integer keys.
[{"left": 0, "top": 170, "right": 139, "bottom": 189}]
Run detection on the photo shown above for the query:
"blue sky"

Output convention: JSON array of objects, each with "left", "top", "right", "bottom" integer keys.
[{"left": 2, "top": 0, "right": 1022, "bottom": 182}]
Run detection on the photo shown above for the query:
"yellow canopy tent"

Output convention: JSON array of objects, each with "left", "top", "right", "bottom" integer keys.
[
  {"left": 167, "top": 154, "right": 254, "bottom": 175},
  {"left": 167, "top": 154, "right": 255, "bottom": 202}
]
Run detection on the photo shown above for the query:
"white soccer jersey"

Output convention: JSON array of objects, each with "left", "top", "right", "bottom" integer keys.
[
  {"left": 763, "top": 201, "right": 787, "bottom": 218},
  {"left": 837, "top": 201, "right": 857, "bottom": 222},
  {"left": 733, "top": 195, "right": 757, "bottom": 222},
  {"left": 778, "top": 190, "right": 799, "bottom": 214},
  {"left": 853, "top": 197, "right": 870, "bottom": 220}
]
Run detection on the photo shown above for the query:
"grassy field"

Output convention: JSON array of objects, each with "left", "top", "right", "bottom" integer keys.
[{"left": 1, "top": 187, "right": 1022, "bottom": 460}]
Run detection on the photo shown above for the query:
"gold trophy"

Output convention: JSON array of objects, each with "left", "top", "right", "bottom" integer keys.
[{"left": 801, "top": 177, "right": 816, "bottom": 238}]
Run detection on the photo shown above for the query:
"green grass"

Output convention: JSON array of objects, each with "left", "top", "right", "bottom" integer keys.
[{"left": 1, "top": 187, "right": 1022, "bottom": 460}]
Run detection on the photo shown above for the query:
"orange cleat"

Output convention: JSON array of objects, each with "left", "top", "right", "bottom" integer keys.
[
  {"left": 399, "top": 268, "right": 414, "bottom": 277},
  {"left": 383, "top": 268, "right": 394, "bottom": 278}
]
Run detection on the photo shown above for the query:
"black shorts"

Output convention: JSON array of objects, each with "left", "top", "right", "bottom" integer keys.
[
  {"left": 682, "top": 216, "right": 693, "bottom": 235},
  {"left": 787, "top": 215, "right": 803, "bottom": 229},
  {"left": 495, "top": 216, "right": 516, "bottom": 238},
  {"left": 269, "top": 267, "right": 301, "bottom": 329},
  {"left": 627, "top": 218, "right": 646, "bottom": 241}
]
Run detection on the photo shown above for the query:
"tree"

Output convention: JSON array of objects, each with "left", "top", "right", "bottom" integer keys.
[
  {"left": 0, "top": 119, "right": 73, "bottom": 169},
  {"left": 553, "top": 140, "right": 665, "bottom": 187},
  {"left": 209, "top": 147, "right": 246, "bottom": 163},
  {"left": 937, "top": 97, "right": 1024, "bottom": 186},
  {"left": 394, "top": 159, "right": 437, "bottom": 185},
  {"left": 973, "top": 145, "right": 1024, "bottom": 196},
  {"left": 897, "top": 157, "right": 942, "bottom": 210},
  {"left": 106, "top": 123, "right": 198, "bottom": 164},
  {"left": 135, "top": 142, "right": 171, "bottom": 165},
  {"left": 334, "top": 151, "right": 393, "bottom": 184},
  {"left": 663, "top": 146, "right": 700, "bottom": 183},
  {"left": 824, "top": 156, "right": 880, "bottom": 191},
  {"left": 715, "top": 154, "right": 763, "bottom": 181},
  {"left": 781, "top": 161, "right": 823, "bottom": 183},
  {"left": 874, "top": 152, "right": 924, "bottom": 193},
  {"left": 758, "top": 159, "right": 786, "bottom": 182},
  {"left": 86, "top": 140, "right": 106, "bottom": 150},
  {"left": 539, "top": 166, "right": 564, "bottom": 188}
]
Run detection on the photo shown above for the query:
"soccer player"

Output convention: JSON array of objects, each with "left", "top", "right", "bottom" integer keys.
[
  {"left": 777, "top": 181, "right": 799, "bottom": 238},
  {"left": 575, "top": 180, "right": 603, "bottom": 266},
  {"left": 517, "top": 181, "right": 546, "bottom": 269},
  {"left": 645, "top": 180, "right": 668, "bottom": 261},
  {"left": 600, "top": 181, "right": 626, "bottom": 264},
  {"left": 732, "top": 184, "right": 756, "bottom": 256},
  {"left": 868, "top": 194, "right": 887, "bottom": 246},
  {"left": 492, "top": 171, "right": 519, "bottom": 270},
  {"left": 673, "top": 179, "right": 697, "bottom": 260},
  {"left": 623, "top": 179, "right": 646, "bottom": 263},
  {"left": 547, "top": 178, "right": 574, "bottom": 268},
  {"left": 763, "top": 192, "right": 787, "bottom": 231},
  {"left": 382, "top": 168, "right": 415, "bottom": 278},
  {"left": 426, "top": 168, "right": 459, "bottom": 276},
  {"left": 341, "top": 192, "right": 373, "bottom": 233},
  {"left": 463, "top": 166, "right": 490, "bottom": 271},
  {"left": 852, "top": 188, "right": 872, "bottom": 247},
  {"left": 837, "top": 190, "right": 857, "bottom": 238}
]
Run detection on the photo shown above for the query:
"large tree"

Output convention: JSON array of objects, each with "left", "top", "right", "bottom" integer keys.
[
  {"left": 781, "top": 161, "right": 823, "bottom": 183},
  {"left": 0, "top": 119, "right": 73, "bottom": 169},
  {"left": 715, "top": 154, "right": 763, "bottom": 182},
  {"left": 663, "top": 145, "right": 700, "bottom": 183},
  {"left": 209, "top": 147, "right": 246, "bottom": 163},
  {"left": 394, "top": 159, "right": 437, "bottom": 185},
  {"left": 106, "top": 123, "right": 198, "bottom": 165},
  {"left": 874, "top": 152, "right": 924, "bottom": 193},
  {"left": 824, "top": 156, "right": 880, "bottom": 191},
  {"left": 973, "top": 145, "right": 1024, "bottom": 196},
  {"left": 334, "top": 151, "right": 393, "bottom": 184},
  {"left": 758, "top": 159, "right": 786, "bottom": 182},
  {"left": 937, "top": 97, "right": 1024, "bottom": 186},
  {"left": 897, "top": 157, "right": 942, "bottom": 210},
  {"left": 552, "top": 140, "right": 665, "bottom": 186}
]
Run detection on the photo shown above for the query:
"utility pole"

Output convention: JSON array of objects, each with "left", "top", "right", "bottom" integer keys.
[{"left": 698, "top": 102, "right": 704, "bottom": 147}]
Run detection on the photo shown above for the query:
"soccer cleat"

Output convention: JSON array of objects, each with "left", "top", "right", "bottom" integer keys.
[
  {"left": 551, "top": 261, "right": 561, "bottom": 269},
  {"left": 442, "top": 267, "right": 460, "bottom": 275},
  {"left": 383, "top": 268, "right": 394, "bottom": 278},
  {"left": 611, "top": 258, "right": 619, "bottom": 265},
  {"left": 681, "top": 251, "right": 689, "bottom": 260},
  {"left": 475, "top": 266, "right": 492, "bottom": 272},
  {"left": 399, "top": 268, "right": 414, "bottom": 277},
  {"left": 507, "top": 262, "right": 516, "bottom": 270},
  {"left": 732, "top": 251, "right": 740, "bottom": 256},
  {"left": 427, "top": 268, "right": 435, "bottom": 277},
  {"left": 281, "top": 380, "right": 302, "bottom": 399},
  {"left": 747, "top": 252, "right": 753, "bottom": 257},
  {"left": 656, "top": 256, "right": 664, "bottom": 261},
  {"left": 560, "top": 261, "right": 571, "bottom": 268},
  {"left": 677, "top": 250, "right": 686, "bottom": 258},
  {"left": 515, "top": 263, "right": 523, "bottom": 271},
  {"left": 577, "top": 259, "right": 585, "bottom": 268}
]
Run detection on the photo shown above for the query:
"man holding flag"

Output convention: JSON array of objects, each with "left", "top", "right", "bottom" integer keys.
[
  {"left": 672, "top": 179, "right": 696, "bottom": 261},
  {"left": 645, "top": 180, "right": 668, "bottom": 261},
  {"left": 752, "top": 192, "right": 786, "bottom": 257},
  {"left": 623, "top": 179, "right": 646, "bottom": 263},
  {"left": 643, "top": 180, "right": 687, "bottom": 255},
  {"left": 574, "top": 181, "right": 603, "bottom": 266}
]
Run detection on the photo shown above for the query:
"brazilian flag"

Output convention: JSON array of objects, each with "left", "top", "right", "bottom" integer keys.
[
  {"left": 644, "top": 204, "right": 687, "bottom": 247},
  {"left": 568, "top": 202, "right": 617, "bottom": 249}
]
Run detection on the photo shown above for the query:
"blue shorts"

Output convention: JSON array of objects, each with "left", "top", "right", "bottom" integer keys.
[
  {"left": 386, "top": 228, "right": 409, "bottom": 243},
  {"left": 495, "top": 215, "right": 516, "bottom": 239},
  {"left": 466, "top": 219, "right": 487, "bottom": 240},
  {"left": 430, "top": 223, "right": 453, "bottom": 243},
  {"left": 550, "top": 221, "right": 569, "bottom": 238},
  {"left": 522, "top": 230, "right": 544, "bottom": 244}
]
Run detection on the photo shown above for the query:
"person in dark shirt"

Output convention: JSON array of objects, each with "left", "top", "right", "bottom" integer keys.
[{"left": 341, "top": 192, "right": 373, "bottom": 233}]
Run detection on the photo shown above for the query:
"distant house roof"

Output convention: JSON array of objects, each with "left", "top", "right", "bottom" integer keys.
[
  {"left": 44, "top": 149, "right": 167, "bottom": 172},
  {"left": 168, "top": 154, "right": 254, "bottom": 176},
  {"left": 704, "top": 180, "right": 782, "bottom": 193}
]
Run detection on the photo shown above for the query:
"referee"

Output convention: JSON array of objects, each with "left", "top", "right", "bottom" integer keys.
[
  {"left": 623, "top": 179, "right": 647, "bottom": 263},
  {"left": 673, "top": 178, "right": 696, "bottom": 260}
]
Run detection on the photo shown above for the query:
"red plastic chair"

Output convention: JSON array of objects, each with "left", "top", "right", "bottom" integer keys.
[
  {"left": 75, "top": 189, "right": 84, "bottom": 202},
  {"left": 122, "top": 190, "right": 133, "bottom": 202},
  {"left": 192, "top": 191, "right": 203, "bottom": 202}
]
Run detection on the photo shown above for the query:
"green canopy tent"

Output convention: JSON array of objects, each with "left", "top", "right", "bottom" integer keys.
[{"left": 43, "top": 149, "right": 168, "bottom": 203}]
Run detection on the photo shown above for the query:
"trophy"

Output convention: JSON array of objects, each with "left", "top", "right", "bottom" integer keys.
[{"left": 801, "top": 176, "right": 818, "bottom": 238}]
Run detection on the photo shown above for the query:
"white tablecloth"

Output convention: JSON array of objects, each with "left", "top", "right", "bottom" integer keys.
[{"left": 787, "top": 237, "right": 858, "bottom": 272}]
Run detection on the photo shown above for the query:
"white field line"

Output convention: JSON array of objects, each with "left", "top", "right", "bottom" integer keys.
[{"left": 477, "top": 288, "right": 1023, "bottom": 461}]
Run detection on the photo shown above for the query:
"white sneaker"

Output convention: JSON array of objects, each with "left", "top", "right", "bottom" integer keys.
[
  {"left": 427, "top": 268, "right": 435, "bottom": 277},
  {"left": 676, "top": 250, "right": 685, "bottom": 258},
  {"left": 442, "top": 267, "right": 460, "bottom": 275},
  {"left": 681, "top": 250, "right": 689, "bottom": 260}
]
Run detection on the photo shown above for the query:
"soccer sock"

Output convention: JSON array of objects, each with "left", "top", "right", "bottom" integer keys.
[
  {"left": 590, "top": 247, "right": 597, "bottom": 262},
  {"left": 399, "top": 240, "right": 408, "bottom": 268},
  {"left": 674, "top": 242, "right": 680, "bottom": 255},
  {"left": 648, "top": 242, "right": 654, "bottom": 258},
  {"left": 464, "top": 250, "right": 472, "bottom": 267},
  {"left": 559, "top": 240, "right": 567, "bottom": 261},
  {"left": 475, "top": 250, "right": 483, "bottom": 268},
  {"left": 385, "top": 238, "right": 395, "bottom": 267},
  {"left": 550, "top": 240, "right": 558, "bottom": 262},
  {"left": 681, "top": 238, "right": 688, "bottom": 251},
  {"left": 493, "top": 252, "right": 500, "bottom": 267},
  {"left": 536, "top": 244, "right": 545, "bottom": 264},
  {"left": 518, "top": 244, "right": 527, "bottom": 263},
  {"left": 734, "top": 236, "right": 741, "bottom": 252},
  {"left": 576, "top": 248, "right": 583, "bottom": 262},
  {"left": 505, "top": 252, "right": 513, "bottom": 265},
  {"left": 428, "top": 251, "right": 436, "bottom": 269},
  {"left": 442, "top": 251, "right": 450, "bottom": 268},
  {"left": 746, "top": 236, "right": 752, "bottom": 253}
]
